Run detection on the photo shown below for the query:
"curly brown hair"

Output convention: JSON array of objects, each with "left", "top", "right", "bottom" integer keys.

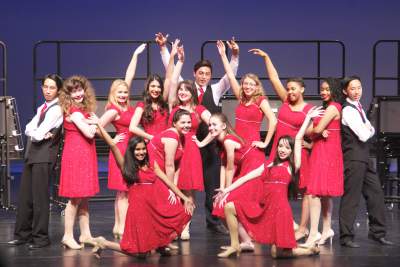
[
  {"left": 239, "top": 73, "right": 265, "bottom": 104},
  {"left": 59, "top": 75, "right": 97, "bottom": 115}
]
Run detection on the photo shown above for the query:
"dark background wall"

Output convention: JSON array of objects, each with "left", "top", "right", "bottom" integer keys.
[{"left": 1, "top": 0, "right": 400, "bottom": 127}]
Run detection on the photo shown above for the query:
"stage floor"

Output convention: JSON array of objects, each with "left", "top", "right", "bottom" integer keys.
[{"left": 1, "top": 183, "right": 400, "bottom": 267}]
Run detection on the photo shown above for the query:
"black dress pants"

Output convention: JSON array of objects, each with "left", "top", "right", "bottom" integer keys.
[
  {"left": 339, "top": 159, "right": 386, "bottom": 243},
  {"left": 14, "top": 162, "right": 51, "bottom": 245}
]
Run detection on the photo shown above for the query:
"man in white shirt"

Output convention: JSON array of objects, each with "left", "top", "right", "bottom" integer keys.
[
  {"left": 8, "top": 74, "right": 63, "bottom": 249},
  {"left": 339, "top": 76, "right": 393, "bottom": 247},
  {"left": 155, "top": 33, "right": 239, "bottom": 234}
]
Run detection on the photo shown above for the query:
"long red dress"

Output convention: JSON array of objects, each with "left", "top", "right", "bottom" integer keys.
[
  {"left": 147, "top": 129, "right": 183, "bottom": 172},
  {"left": 235, "top": 96, "right": 267, "bottom": 143},
  {"left": 136, "top": 102, "right": 168, "bottom": 137},
  {"left": 120, "top": 167, "right": 191, "bottom": 254},
  {"left": 269, "top": 100, "right": 313, "bottom": 189},
  {"left": 307, "top": 102, "right": 343, "bottom": 196},
  {"left": 234, "top": 161, "right": 297, "bottom": 249},
  {"left": 106, "top": 104, "right": 135, "bottom": 191},
  {"left": 168, "top": 105, "right": 206, "bottom": 191},
  {"left": 58, "top": 106, "right": 99, "bottom": 198},
  {"left": 212, "top": 134, "right": 265, "bottom": 218}
]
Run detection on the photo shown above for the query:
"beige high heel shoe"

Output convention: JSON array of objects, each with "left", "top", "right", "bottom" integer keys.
[
  {"left": 61, "top": 239, "right": 83, "bottom": 250},
  {"left": 299, "top": 232, "right": 322, "bottom": 248},
  {"left": 80, "top": 236, "right": 106, "bottom": 247},
  {"left": 318, "top": 229, "right": 334, "bottom": 246},
  {"left": 92, "top": 237, "right": 106, "bottom": 259},
  {"left": 217, "top": 246, "right": 241, "bottom": 258}
]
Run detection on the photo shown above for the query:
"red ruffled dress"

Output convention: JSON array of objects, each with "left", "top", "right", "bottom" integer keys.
[
  {"left": 59, "top": 107, "right": 99, "bottom": 198},
  {"left": 269, "top": 100, "right": 313, "bottom": 189},
  {"left": 234, "top": 161, "right": 297, "bottom": 249},
  {"left": 106, "top": 104, "right": 135, "bottom": 191},
  {"left": 136, "top": 101, "right": 168, "bottom": 138},
  {"left": 212, "top": 134, "right": 265, "bottom": 218},
  {"left": 235, "top": 96, "right": 267, "bottom": 143},
  {"left": 168, "top": 105, "right": 206, "bottom": 191},
  {"left": 120, "top": 167, "right": 191, "bottom": 254},
  {"left": 307, "top": 102, "right": 344, "bottom": 196}
]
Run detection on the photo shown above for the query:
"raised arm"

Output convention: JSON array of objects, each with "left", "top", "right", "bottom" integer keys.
[
  {"left": 97, "top": 123, "right": 124, "bottom": 169},
  {"left": 165, "top": 39, "right": 183, "bottom": 108},
  {"left": 129, "top": 106, "right": 153, "bottom": 140},
  {"left": 249, "top": 49, "right": 287, "bottom": 102},
  {"left": 125, "top": 43, "right": 147, "bottom": 90}
]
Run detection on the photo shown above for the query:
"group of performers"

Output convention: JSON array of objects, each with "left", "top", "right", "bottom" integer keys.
[{"left": 7, "top": 33, "right": 394, "bottom": 259}]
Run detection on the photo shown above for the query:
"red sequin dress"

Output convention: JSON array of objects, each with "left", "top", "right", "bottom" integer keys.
[
  {"left": 235, "top": 96, "right": 267, "bottom": 143},
  {"left": 136, "top": 102, "right": 168, "bottom": 137},
  {"left": 58, "top": 107, "right": 99, "bottom": 197},
  {"left": 269, "top": 100, "right": 313, "bottom": 189},
  {"left": 120, "top": 167, "right": 191, "bottom": 254},
  {"left": 212, "top": 134, "right": 265, "bottom": 218},
  {"left": 234, "top": 161, "right": 297, "bottom": 249},
  {"left": 168, "top": 105, "right": 206, "bottom": 191},
  {"left": 106, "top": 104, "right": 135, "bottom": 191},
  {"left": 147, "top": 129, "right": 183, "bottom": 172},
  {"left": 307, "top": 102, "right": 344, "bottom": 196}
]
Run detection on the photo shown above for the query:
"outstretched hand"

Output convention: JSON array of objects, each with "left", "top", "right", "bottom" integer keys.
[
  {"left": 177, "top": 45, "right": 185, "bottom": 62},
  {"left": 133, "top": 43, "right": 147, "bottom": 56},
  {"left": 249, "top": 48, "right": 268, "bottom": 58},
  {"left": 155, "top": 32, "right": 169, "bottom": 47},
  {"left": 227, "top": 37, "right": 239, "bottom": 57},
  {"left": 307, "top": 106, "right": 325, "bottom": 119},
  {"left": 170, "top": 39, "right": 181, "bottom": 56},
  {"left": 216, "top": 40, "right": 226, "bottom": 56}
]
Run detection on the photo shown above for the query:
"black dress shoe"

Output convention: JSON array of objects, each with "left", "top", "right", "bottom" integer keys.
[
  {"left": 368, "top": 235, "right": 395, "bottom": 246},
  {"left": 207, "top": 224, "right": 229, "bottom": 235},
  {"left": 341, "top": 240, "right": 360, "bottom": 248},
  {"left": 27, "top": 242, "right": 50, "bottom": 250},
  {"left": 7, "top": 239, "right": 29, "bottom": 246}
]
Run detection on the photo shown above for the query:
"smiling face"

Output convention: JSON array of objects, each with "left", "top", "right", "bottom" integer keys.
[
  {"left": 194, "top": 66, "right": 212, "bottom": 88},
  {"left": 177, "top": 84, "right": 193, "bottom": 104},
  {"left": 277, "top": 138, "right": 292, "bottom": 160},
  {"left": 173, "top": 114, "right": 192, "bottom": 135},
  {"left": 115, "top": 84, "right": 129, "bottom": 104},
  {"left": 148, "top": 79, "right": 162, "bottom": 99},
  {"left": 320, "top": 81, "right": 332, "bottom": 102},
  {"left": 134, "top": 141, "right": 147, "bottom": 161},
  {"left": 343, "top": 79, "right": 362, "bottom": 102},
  {"left": 70, "top": 86, "right": 85, "bottom": 103},
  {"left": 208, "top": 116, "right": 226, "bottom": 138},
  {"left": 286, "top": 81, "right": 304, "bottom": 104},
  {"left": 42, "top": 78, "right": 59, "bottom": 102},
  {"left": 242, "top": 77, "right": 258, "bottom": 98}
]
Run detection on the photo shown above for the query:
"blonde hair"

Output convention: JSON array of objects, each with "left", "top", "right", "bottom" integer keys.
[
  {"left": 59, "top": 75, "right": 96, "bottom": 115},
  {"left": 239, "top": 73, "right": 265, "bottom": 104},
  {"left": 106, "top": 79, "right": 130, "bottom": 111}
]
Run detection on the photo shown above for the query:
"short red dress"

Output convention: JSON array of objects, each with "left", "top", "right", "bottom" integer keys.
[
  {"left": 120, "top": 167, "right": 191, "bottom": 254},
  {"left": 136, "top": 101, "right": 168, "bottom": 138},
  {"left": 58, "top": 106, "right": 99, "bottom": 198},
  {"left": 234, "top": 161, "right": 297, "bottom": 249},
  {"left": 147, "top": 129, "right": 183, "bottom": 172},
  {"left": 212, "top": 134, "right": 265, "bottom": 218},
  {"left": 106, "top": 104, "right": 135, "bottom": 191},
  {"left": 307, "top": 102, "right": 344, "bottom": 197},
  {"left": 168, "top": 105, "right": 206, "bottom": 191},
  {"left": 235, "top": 96, "right": 267, "bottom": 143},
  {"left": 269, "top": 100, "right": 313, "bottom": 189}
]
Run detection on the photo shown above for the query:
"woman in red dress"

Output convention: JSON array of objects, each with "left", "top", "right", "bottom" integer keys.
[
  {"left": 301, "top": 78, "right": 343, "bottom": 247},
  {"left": 215, "top": 107, "right": 322, "bottom": 258},
  {"left": 99, "top": 44, "right": 146, "bottom": 239},
  {"left": 250, "top": 48, "right": 313, "bottom": 240},
  {"left": 216, "top": 40, "right": 277, "bottom": 148},
  {"left": 164, "top": 41, "right": 213, "bottom": 240},
  {"left": 58, "top": 76, "right": 100, "bottom": 249},
  {"left": 195, "top": 113, "right": 265, "bottom": 250},
  {"left": 92, "top": 121, "right": 194, "bottom": 258}
]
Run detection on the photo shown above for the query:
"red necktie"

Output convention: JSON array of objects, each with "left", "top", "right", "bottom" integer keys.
[
  {"left": 198, "top": 87, "right": 204, "bottom": 104},
  {"left": 40, "top": 103, "right": 47, "bottom": 118}
]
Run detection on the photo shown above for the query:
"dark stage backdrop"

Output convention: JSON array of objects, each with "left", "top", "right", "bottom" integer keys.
[{"left": 1, "top": 0, "right": 400, "bottom": 127}]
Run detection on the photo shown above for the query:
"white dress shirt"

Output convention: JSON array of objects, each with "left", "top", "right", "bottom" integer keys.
[
  {"left": 341, "top": 98, "right": 375, "bottom": 142},
  {"left": 25, "top": 98, "right": 63, "bottom": 142},
  {"left": 160, "top": 49, "right": 239, "bottom": 106}
]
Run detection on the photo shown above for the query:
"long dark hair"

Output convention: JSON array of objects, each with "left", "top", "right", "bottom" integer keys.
[
  {"left": 321, "top": 77, "right": 343, "bottom": 108},
  {"left": 142, "top": 74, "right": 169, "bottom": 124},
  {"left": 122, "top": 137, "right": 149, "bottom": 186}
]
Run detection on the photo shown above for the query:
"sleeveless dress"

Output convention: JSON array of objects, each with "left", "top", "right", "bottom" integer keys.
[
  {"left": 269, "top": 100, "right": 313, "bottom": 189},
  {"left": 58, "top": 106, "right": 99, "bottom": 197},
  {"left": 307, "top": 102, "right": 344, "bottom": 196},
  {"left": 234, "top": 161, "right": 297, "bottom": 249},
  {"left": 106, "top": 104, "right": 135, "bottom": 191},
  {"left": 147, "top": 129, "right": 183, "bottom": 172},
  {"left": 120, "top": 167, "right": 191, "bottom": 254},
  {"left": 136, "top": 101, "right": 168, "bottom": 138},
  {"left": 168, "top": 105, "right": 206, "bottom": 191},
  {"left": 235, "top": 96, "right": 267, "bottom": 143},
  {"left": 212, "top": 134, "right": 265, "bottom": 218}
]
